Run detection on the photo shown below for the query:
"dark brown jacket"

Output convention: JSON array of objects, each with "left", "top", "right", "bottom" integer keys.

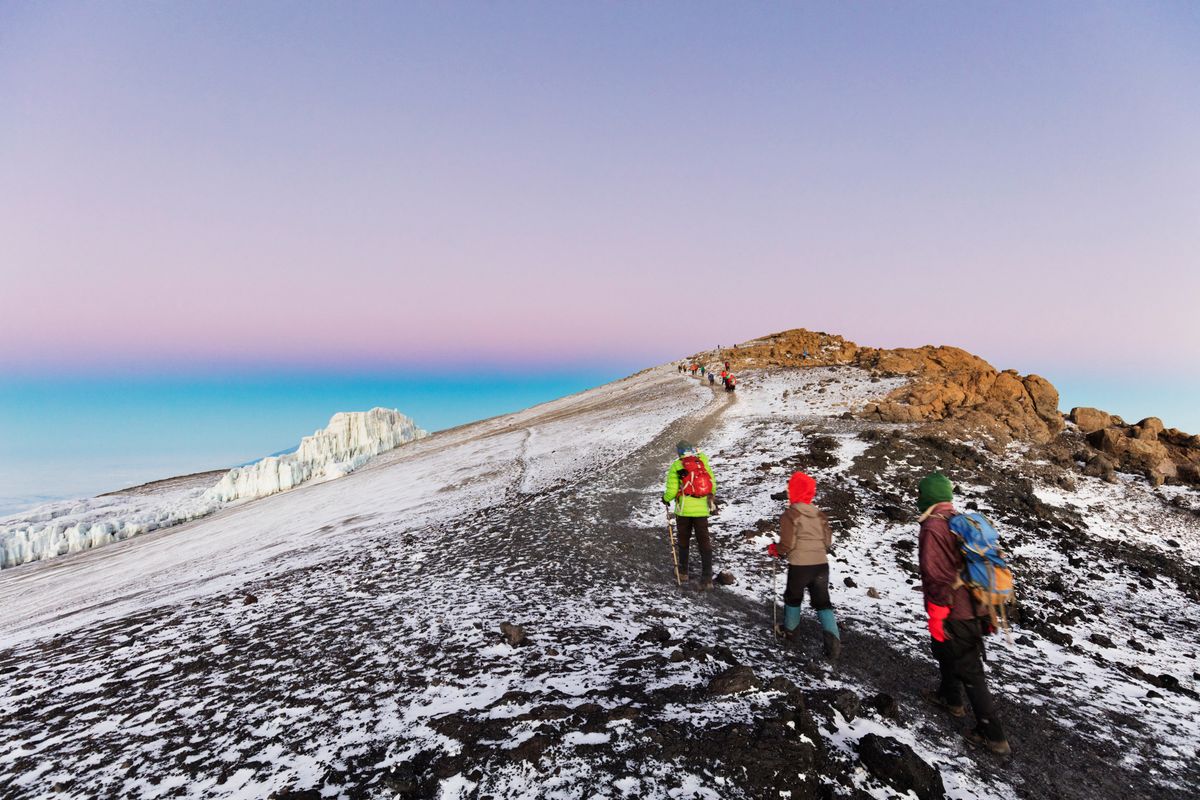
[
  {"left": 779, "top": 503, "right": 833, "bottom": 566},
  {"left": 918, "top": 502, "right": 976, "bottom": 620}
]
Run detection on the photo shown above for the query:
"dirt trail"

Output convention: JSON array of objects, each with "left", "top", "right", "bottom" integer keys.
[{"left": 490, "top": 374, "right": 1191, "bottom": 799}]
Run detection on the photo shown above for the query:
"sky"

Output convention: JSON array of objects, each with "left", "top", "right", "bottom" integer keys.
[{"left": 1, "top": 2, "right": 1198, "bottom": 506}]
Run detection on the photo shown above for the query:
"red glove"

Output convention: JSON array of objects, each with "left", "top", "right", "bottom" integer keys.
[
  {"left": 926, "top": 601, "right": 951, "bottom": 642},
  {"left": 767, "top": 543, "right": 781, "bottom": 558}
]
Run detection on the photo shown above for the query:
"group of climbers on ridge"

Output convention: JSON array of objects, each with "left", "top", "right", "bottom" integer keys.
[
  {"left": 659, "top": 366, "right": 1011, "bottom": 756},
  {"left": 677, "top": 359, "right": 737, "bottom": 392}
]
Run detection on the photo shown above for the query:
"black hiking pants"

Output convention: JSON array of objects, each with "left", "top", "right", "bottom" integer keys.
[
  {"left": 784, "top": 564, "right": 832, "bottom": 610},
  {"left": 675, "top": 516, "right": 712, "bottom": 579},
  {"left": 932, "top": 617, "right": 1005, "bottom": 742}
]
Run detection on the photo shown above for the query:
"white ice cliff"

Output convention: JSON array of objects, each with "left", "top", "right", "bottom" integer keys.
[
  {"left": 0, "top": 408, "right": 426, "bottom": 569},
  {"left": 204, "top": 408, "right": 426, "bottom": 503}
]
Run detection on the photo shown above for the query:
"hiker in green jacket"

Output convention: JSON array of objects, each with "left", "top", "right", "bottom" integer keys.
[{"left": 662, "top": 440, "right": 717, "bottom": 590}]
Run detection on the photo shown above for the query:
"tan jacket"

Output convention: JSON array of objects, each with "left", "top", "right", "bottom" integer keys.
[{"left": 779, "top": 503, "right": 833, "bottom": 566}]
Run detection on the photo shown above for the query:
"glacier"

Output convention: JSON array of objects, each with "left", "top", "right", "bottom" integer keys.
[
  {"left": 205, "top": 407, "right": 426, "bottom": 504},
  {"left": 0, "top": 408, "right": 426, "bottom": 569}
]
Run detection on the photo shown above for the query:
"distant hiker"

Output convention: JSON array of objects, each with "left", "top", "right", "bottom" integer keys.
[
  {"left": 708, "top": 372, "right": 716, "bottom": 386},
  {"left": 917, "top": 472, "right": 1011, "bottom": 755},
  {"left": 724, "top": 361, "right": 730, "bottom": 371},
  {"left": 699, "top": 365, "right": 706, "bottom": 376},
  {"left": 726, "top": 375, "right": 737, "bottom": 393},
  {"left": 662, "top": 440, "right": 717, "bottom": 590},
  {"left": 767, "top": 472, "right": 840, "bottom": 659}
]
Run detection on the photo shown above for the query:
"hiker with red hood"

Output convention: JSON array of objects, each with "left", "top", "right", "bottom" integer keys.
[
  {"left": 917, "top": 471, "right": 1011, "bottom": 755},
  {"left": 767, "top": 471, "right": 841, "bottom": 659}
]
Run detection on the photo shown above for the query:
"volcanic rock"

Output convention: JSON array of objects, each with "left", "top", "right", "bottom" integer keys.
[
  {"left": 499, "top": 622, "right": 528, "bottom": 646},
  {"left": 707, "top": 665, "right": 760, "bottom": 695},
  {"left": 806, "top": 688, "right": 860, "bottom": 721},
  {"left": 856, "top": 733, "right": 946, "bottom": 800}
]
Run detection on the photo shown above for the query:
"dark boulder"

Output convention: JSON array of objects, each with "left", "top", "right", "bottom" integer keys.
[
  {"left": 806, "top": 688, "right": 860, "bottom": 721},
  {"left": 500, "top": 622, "right": 528, "bottom": 646},
  {"left": 707, "top": 665, "right": 760, "bottom": 695},
  {"left": 856, "top": 734, "right": 946, "bottom": 800}
]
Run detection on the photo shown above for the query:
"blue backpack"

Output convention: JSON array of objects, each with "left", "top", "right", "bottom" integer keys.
[{"left": 947, "top": 513, "right": 1015, "bottom": 636}]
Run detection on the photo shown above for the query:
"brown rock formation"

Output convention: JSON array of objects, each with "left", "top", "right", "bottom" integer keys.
[
  {"left": 1068, "top": 407, "right": 1113, "bottom": 435},
  {"left": 715, "top": 329, "right": 1063, "bottom": 446},
  {"left": 1074, "top": 412, "right": 1200, "bottom": 487}
]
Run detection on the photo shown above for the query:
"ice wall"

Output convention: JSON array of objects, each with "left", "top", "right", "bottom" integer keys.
[
  {"left": 0, "top": 408, "right": 426, "bottom": 569},
  {"left": 205, "top": 408, "right": 426, "bottom": 503}
]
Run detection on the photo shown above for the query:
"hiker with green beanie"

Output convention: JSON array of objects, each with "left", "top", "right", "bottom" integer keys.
[
  {"left": 917, "top": 471, "right": 1011, "bottom": 755},
  {"left": 766, "top": 471, "right": 841, "bottom": 660},
  {"left": 662, "top": 440, "right": 717, "bottom": 590}
]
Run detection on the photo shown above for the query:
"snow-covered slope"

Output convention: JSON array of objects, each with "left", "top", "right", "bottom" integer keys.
[
  {"left": 0, "top": 408, "right": 426, "bottom": 569},
  {"left": 0, "top": 364, "right": 1196, "bottom": 800}
]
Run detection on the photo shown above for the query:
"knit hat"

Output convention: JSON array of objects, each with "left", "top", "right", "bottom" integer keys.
[
  {"left": 676, "top": 440, "right": 696, "bottom": 456},
  {"left": 917, "top": 472, "right": 954, "bottom": 513},
  {"left": 788, "top": 471, "right": 817, "bottom": 504}
]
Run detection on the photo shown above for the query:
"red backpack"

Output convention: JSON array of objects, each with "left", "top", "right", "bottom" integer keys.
[{"left": 680, "top": 455, "right": 713, "bottom": 497}]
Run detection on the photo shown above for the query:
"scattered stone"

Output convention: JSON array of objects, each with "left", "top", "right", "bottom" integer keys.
[
  {"left": 271, "top": 790, "right": 321, "bottom": 800},
  {"left": 867, "top": 587, "right": 881, "bottom": 599},
  {"left": 707, "top": 665, "right": 760, "bottom": 695},
  {"left": 869, "top": 692, "right": 899, "bottom": 719},
  {"left": 717, "top": 571, "right": 736, "bottom": 586},
  {"left": 806, "top": 688, "right": 860, "bottom": 721},
  {"left": 499, "top": 622, "right": 528, "bottom": 646},
  {"left": 843, "top": 576, "right": 858, "bottom": 588},
  {"left": 1044, "top": 629, "right": 1073, "bottom": 647},
  {"left": 856, "top": 733, "right": 946, "bottom": 800},
  {"left": 1089, "top": 633, "right": 1114, "bottom": 648},
  {"left": 242, "top": 594, "right": 258, "bottom": 605},
  {"left": 1127, "top": 638, "right": 1146, "bottom": 653},
  {"left": 766, "top": 675, "right": 798, "bottom": 694},
  {"left": 1146, "top": 690, "right": 1163, "bottom": 700},
  {"left": 634, "top": 626, "right": 672, "bottom": 645}
]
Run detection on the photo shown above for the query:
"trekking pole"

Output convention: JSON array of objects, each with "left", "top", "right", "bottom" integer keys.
[
  {"left": 771, "top": 555, "right": 780, "bottom": 638},
  {"left": 665, "top": 510, "right": 682, "bottom": 586}
]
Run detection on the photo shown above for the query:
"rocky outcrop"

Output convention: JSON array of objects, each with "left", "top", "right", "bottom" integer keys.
[
  {"left": 1069, "top": 408, "right": 1200, "bottom": 486},
  {"left": 717, "top": 329, "right": 1063, "bottom": 445}
]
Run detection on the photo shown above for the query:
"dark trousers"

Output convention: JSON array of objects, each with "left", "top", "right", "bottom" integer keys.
[
  {"left": 784, "top": 564, "right": 833, "bottom": 610},
  {"left": 675, "top": 516, "right": 713, "bottom": 579},
  {"left": 932, "top": 618, "right": 1005, "bottom": 742}
]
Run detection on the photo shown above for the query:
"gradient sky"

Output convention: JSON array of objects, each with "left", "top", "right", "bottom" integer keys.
[{"left": 2, "top": 3, "right": 1198, "bottom": 420}]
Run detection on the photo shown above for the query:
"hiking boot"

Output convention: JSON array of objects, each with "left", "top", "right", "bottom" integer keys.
[
  {"left": 962, "top": 729, "right": 1012, "bottom": 756},
  {"left": 698, "top": 578, "right": 715, "bottom": 591},
  {"left": 822, "top": 631, "right": 841, "bottom": 661},
  {"left": 922, "top": 689, "right": 966, "bottom": 718}
]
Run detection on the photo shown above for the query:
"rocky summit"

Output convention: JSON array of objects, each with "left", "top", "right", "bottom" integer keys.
[{"left": 0, "top": 331, "right": 1197, "bottom": 800}]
